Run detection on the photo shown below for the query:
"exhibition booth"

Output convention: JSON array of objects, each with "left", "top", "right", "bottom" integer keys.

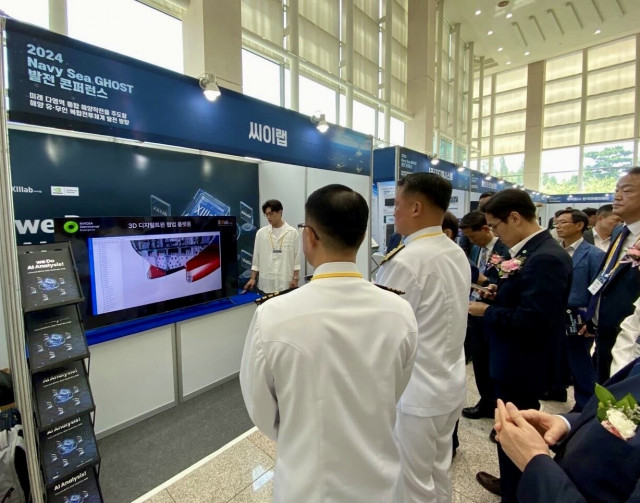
[{"left": 0, "top": 18, "right": 372, "bottom": 501}]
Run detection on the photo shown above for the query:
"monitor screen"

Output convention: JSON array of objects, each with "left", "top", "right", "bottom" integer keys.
[{"left": 54, "top": 216, "right": 238, "bottom": 330}]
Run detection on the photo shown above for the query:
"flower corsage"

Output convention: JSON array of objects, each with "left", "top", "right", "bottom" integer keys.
[
  {"left": 487, "top": 251, "right": 527, "bottom": 278},
  {"left": 620, "top": 242, "right": 640, "bottom": 269},
  {"left": 595, "top": 383, "right": 640, "bottom": 441}
]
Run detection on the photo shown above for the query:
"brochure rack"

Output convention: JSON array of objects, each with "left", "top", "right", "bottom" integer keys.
[{"left": 17, "top": 243, "right": 103, "bottom": 501}]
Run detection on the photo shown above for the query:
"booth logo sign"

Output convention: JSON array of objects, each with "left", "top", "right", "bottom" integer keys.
[
  {"left": 248, "top": 122, "right": 288, "bottom": 147},
  {"left": 12, "top": 185, "right": 41, "bottom": 194},
  {"left": 63, "top": 221, "right": 79, "bottom": 234},
  {"left": 51, "top": 186, "right": 80, "bottom": 197}
]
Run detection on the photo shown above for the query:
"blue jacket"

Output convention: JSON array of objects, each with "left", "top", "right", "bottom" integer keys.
[
  {"left": 567, "top": 240, "right": 605, "bottom": 308},
  {"left": 518, "top": 357, "right": 640, "bottom": 502}
]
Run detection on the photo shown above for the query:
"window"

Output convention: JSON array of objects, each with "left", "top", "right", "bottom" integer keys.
[
  {"left": 299, "top": 76, "right": 337, "bottom": 123},
  {"left": 242, "top": 50, "right": 282, "bottom": 106},
  {"left": 541, "top": 147, "right": 580, "bottom": 194},
  {"left": 352, "top": 100, "right": 376, "bottom": 136},
  {"left": 0, "top": 0, "right": 48, "bottom": 28},
  {"left": 67, "top": 0, "right": 183, "bottom": 73},
  {"left": 582, "top": 141, "right": 634, "bottom": 193},
  {"left": 491, "top": 153, "right": 524, "bottom": 185}
]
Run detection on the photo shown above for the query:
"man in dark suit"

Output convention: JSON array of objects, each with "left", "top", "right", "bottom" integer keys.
[
  {"left": 460, "top": 191, "right": 495, "bottom": 256},
  {"left": 582, "top": 204, "right": 622, "bottom": 252},
  {"left": 469, "top": 189, "right": 573, "bottom": 503},
  {"left": 585, "top": 168, "right": 640, "bottom": 383},
  {"left": 495, "top": 356, "right": 640, "bottom": 503},
  {"left": 460, "top": 210, "right": 510, "bottom": 420},
  {"left": 556, "top": 209, "right": 605, "bottom": 411}
]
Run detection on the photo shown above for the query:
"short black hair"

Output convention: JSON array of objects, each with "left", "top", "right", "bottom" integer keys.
[
  {"left": 479, "top": 191, "right": 496, "bottom": 201},
  {"left": 481, "top": 188, "right": 537, "bottom": 221},
  {"left": 442, "top": 211, "right": 459, "bottom": 238},
  {"left": 626, "top": 167, "right": 640, "bottom": 176},
  {"left": 262, "top": 199, "right": 283, "bottom": 214},
  {"left": 397, "top": 172, "right": 452, "bottom": 212},
  {"left": 555, "top": 209, "right": 566, "bottom": 217},
  {"left": 305, "top": 184, "right": 368, "bottom": 251},
  {"left": 597, "top": 204, "right": 614, "bottom": 216},
  {"left": 582, "top": 207, "right": 597, "bottom": 217},
  {"left": 557, "top": 209, "right": 589, "bottom": 232},
  {"left": 460, "top": 210, "right": 487, "bottom": 231}
]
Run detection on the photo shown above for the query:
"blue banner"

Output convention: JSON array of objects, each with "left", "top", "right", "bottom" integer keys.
[
  {"left": 6, "top": 19, "right": 371, "bottom": 175},
  {"left": 396, "top": 147, "right": 470, "bottom": 191},
  {"left": 373, "top": 146, "right": 396, "bottom": 183},
  {"left": 470, "top": 172, "right": 505, "bottom": 193},
  {"left": 546, "top": 193, "right": 613, "bottom": 204}
]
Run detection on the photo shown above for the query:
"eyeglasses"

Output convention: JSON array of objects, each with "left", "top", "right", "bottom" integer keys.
[
  {"left": 555, "top": 219, "right": 574, "bottom": 226},
  {"left": 487, "top": 220, "right": 505, "bottom": 232},
  {"left": 298, "top": 223, "right": 320, "bottom": 240}
]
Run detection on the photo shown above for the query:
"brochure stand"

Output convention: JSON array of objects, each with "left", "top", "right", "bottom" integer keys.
[{"left": 17, "top": 243, "right": 103, "bottom": 501}]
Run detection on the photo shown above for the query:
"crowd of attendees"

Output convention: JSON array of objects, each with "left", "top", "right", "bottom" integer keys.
[{"left": 239, "top": 168, "right": 640, "bottom": 503}]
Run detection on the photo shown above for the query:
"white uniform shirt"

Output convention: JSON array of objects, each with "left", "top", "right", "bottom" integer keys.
[
  {"left": 611, "top": 296, "right": 640, "bottom": 375},
  {"left": 240, "top": 262, "right": 418, "bottom": 503},
  {"left": 376, "top": 226, "right": 471, "bottom": 417},
  {"left": 250, "top": 221, "right": 301, "bottom": 293},
  {"left": 591, "top": 228, "right": 612, "bottom": 252}
]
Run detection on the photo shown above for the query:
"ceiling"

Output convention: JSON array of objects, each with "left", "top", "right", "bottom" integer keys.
[{"left": 443, "top": 0, "right": 640, "bottom": 74}]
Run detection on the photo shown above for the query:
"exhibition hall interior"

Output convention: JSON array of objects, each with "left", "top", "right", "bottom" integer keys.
[{"left": 0, "top": 0, "right": 639, "bottom": 502}]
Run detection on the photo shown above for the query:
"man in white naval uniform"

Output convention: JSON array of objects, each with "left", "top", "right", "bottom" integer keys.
[
  {"left": 377, "top": 173, "right": 471, "bottom": 503},
  {"left": 244, "top": 199, "right": 301, "bottom": 294},
  {"left": 240, "top": 184, "right": 418, "bottom": 503}
]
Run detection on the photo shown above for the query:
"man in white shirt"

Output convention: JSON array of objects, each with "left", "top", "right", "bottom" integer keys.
[
  {"left": 582, "top": 204, "right": 623, "bottom": 252},
  {"left": 240, "top": 184, "right": 418, "bottom": 503},
  {"left": 377, "top": 173, "right": 470, "bottom": 503},
  {"left": 244, "top": 199, "right": 301, "bottom": 294}
]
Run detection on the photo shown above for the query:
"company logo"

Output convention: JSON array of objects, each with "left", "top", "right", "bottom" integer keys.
[
  {"left": 63, "top": 221, "right": 79, "bottom": 234},
  {"left": 51, "top": 186, "right": 80, "bottom": 197},
  {"left": 12, "top": 186, "right": 41, "bottom": 194}
]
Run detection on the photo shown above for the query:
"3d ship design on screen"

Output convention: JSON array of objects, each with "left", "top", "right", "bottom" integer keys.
[{"left": 130, "top": 235, "right": 221, "bottom": 282}]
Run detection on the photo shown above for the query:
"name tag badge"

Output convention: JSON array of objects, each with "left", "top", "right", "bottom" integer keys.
[
  {"left": 272, "top": 249, "right": 283, "bottom": 254},
  {"left": 588, "top": 274, "right": 607, "bottom": 295}
]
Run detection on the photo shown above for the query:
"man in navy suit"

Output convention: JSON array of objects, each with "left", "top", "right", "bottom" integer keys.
[
  {"left": 556, "top": 209, "right": 605, "bottom": 411},
  {"left": 495, "top": 357, "right": 640, "bottom": 503},
  {"left": 460, "top": 210, "right": 511, "bottom": 420},
  {"left": 585, "top": 168, "right": 640, "bottom": 383},
  {"left": 469, "top": 189, "right": 573, "bottom": 503}
]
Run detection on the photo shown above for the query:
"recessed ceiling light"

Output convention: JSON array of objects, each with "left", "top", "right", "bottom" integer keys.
[
  {"left": 506, "top": 13, "right": 513, "bottom": 19},
  {"left": 524, "top": 51, "right": 530, "bottom": 56},
  {"left": 488, "top": 30, "right": 494, "bottom": 35},
  {"left": 475, "top": 9, "right": 482, "bottom": 15},
  {"left": 506, "top": 61, "right": 511, "bottom": 65},
  {"left": 594, "top": 29, "right": 601, "bottom": 35},
  {"left": 498, "top": 47, "right": 504, "bottom": 52}
]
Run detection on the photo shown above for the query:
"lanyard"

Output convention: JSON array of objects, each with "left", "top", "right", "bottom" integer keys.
[
  {"left": 602, "top": 233, "right": 639, "bottom": 276},
  {"left": 269, "top": 229, "right": 287, "bottom": 250},
  {"left": 311, "top": 272, "right": 363, "bottom": 281}
]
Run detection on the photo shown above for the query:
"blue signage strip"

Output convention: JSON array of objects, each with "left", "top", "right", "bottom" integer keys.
[
  {"left": 396, "top": 147, "right": 470, "bottom": 191},
  {"left": 546, "top": 193, "right": 614, "bottom": 204},
  {"left": 6, "top": 19, "right": 371, "bottom": 175},
  {"left": 373, "top": 146, "right": 396, "bottom": 183}
]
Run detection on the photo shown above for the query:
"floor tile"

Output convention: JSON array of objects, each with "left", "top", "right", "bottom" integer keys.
[
  {"left": 247, "top": 430, "right": 277, "bottom": 460},
  {"left": 165, "top": 439, "right": 273, "bottom": 503},
  {"left": 228, "top": 470, "right": 274, "bottom": 503}
]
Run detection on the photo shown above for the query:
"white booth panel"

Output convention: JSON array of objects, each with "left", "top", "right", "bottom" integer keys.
[
  {"left": 306, "top": 168, "right": 371, "bottom": 277},
  {"left": 90, "top": 325, "right": 175, "bottom": 437},
  {"left": 178, "top": 303, "right": 256, "bottom": 398},
  {"left": 0, "top": 285, "right": 8, "bottom": 369},
  {"left": 258, "top": 162, "right": 307, "bottom": 229}
]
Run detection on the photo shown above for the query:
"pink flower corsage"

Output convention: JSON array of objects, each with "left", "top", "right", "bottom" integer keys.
[
  {"left": 487, "top": 252, "right": 526, "bottom": 278},
  {"left": 620, "top": 243, "right": 640, "bottom": 269}
]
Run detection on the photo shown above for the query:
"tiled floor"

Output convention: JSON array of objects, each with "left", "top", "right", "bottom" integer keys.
[{"left": 135, "top": 365, "right": 574, "bottom": 503}]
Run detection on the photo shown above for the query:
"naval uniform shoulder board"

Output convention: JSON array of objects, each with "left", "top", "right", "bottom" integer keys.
[
  {"left": 374, "top": 283, "right": 405, "bottom": 295},
  {"left": 380, "top": 243, "right": 405, "bottom": 265},
  {"left": 255, "top": 287, "right": 298, "bottom": 306}
]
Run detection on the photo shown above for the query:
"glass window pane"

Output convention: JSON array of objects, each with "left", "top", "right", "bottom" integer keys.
[
  {"left": 339, "top": 92, "right": 346, "bottom": 126},
  {"left": 585, "top": 116, "right": 634, "bottom": 144},
  {"left": 299, "top": 75, "right": 337, "bottom": 123},
  {"left": 439, "top": 138, "right": 453, "bottom": 161},
  {"left": 284, "top": 68, "right": 291, "bottom": 109},
  {"left": 494, "top": 88, "right": 527, "bottom": 114},
  {"left": 588, "top": 36, "right": 635, "bottom": 71},
  {"left": 541, "top": 171, "right": 579, "bottom": 194},
  {"left": 587, "top": 63, "right": 635, "bottom": 96},
  {"left": 582, "top": 142, "right": 631, "bottom": 193},
  {"left": 544, "top": 101, "right": 581, "bottom": 128},
  {"left": 494, "top": 112, "right": 526, "bottom": 136},
  {"left": 543, "top": 124, "right": 580, "bottom": 149},
  {"left": 67, "top": 0, "right": 183, "bottom": 73},
  {"left": 491, "top": 153, "right": 524, "bottom": 184},
  {"left": 546, "top": 51, "right": 582, "bottom": 81},
  {"left": 493, "top": 133, "right": 524, "bottom": 155},
  {"left": 242, "top": 50, "right": 281, "bottom": 106},
  {"left": 586, "top": 89, "right": 635, "bottom": 121},
  {"left": 545, "top": 76, "right": 582, "bottom": 104},
  {"left": 352, "top": 100, "right": 376, "bottom": 136},
  {"left": 495, "top": 67, "right": 528, "bottom": 93},
  {"left": 0, "top": 0, "right": 48, "bottom": 27},
  {"left": 390, "top": 117, "right": 405, "bottom": 146},
  {"left": 541, "top": 147, "right": 580, "bottom": 173}
]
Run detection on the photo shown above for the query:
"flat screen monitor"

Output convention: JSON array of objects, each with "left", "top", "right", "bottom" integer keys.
[{"left": 54, "top": 216, "right": 238, "bottom": 330}]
